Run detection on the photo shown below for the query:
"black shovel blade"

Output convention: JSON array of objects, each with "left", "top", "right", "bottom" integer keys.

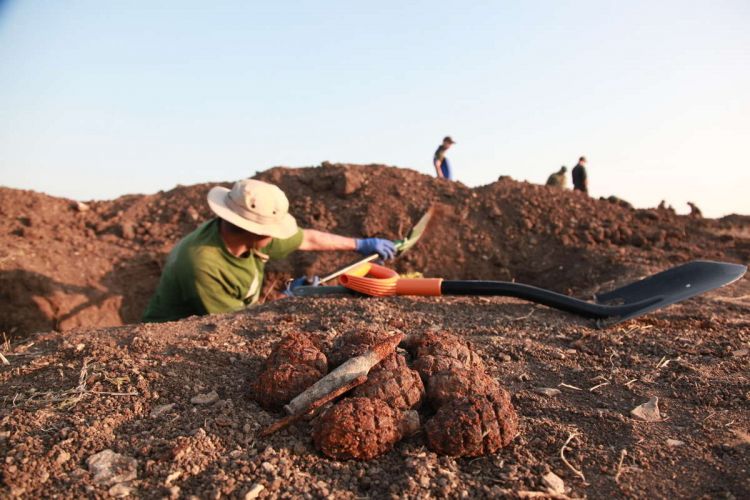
[{"left": 595, "top": 260, "right": 747, "bottom": 323}]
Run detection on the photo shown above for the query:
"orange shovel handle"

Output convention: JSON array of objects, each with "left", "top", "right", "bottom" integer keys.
[{"left": 339, "top": 263, "right": 442, "bottom": 297}]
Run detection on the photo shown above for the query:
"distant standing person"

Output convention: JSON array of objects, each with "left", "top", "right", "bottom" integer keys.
[
  {"left": 433, "top": 136, "right": 455, "bottom": 180},
  {"left": 546, "top": 166, "right": 568, "bottom": 188},
  {"left": 572, "top": 156, "right": 588, "bottom": 194}
]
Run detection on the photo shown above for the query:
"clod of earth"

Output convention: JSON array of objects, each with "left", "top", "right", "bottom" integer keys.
[
  {"left": 426, "top": 367, "right": 502, "bottom": 409},
  {"left": 312, "top": 397, "right": 420, "bottom": 460},
  {"left": 353, "top": 365, "right": 425, "bottom": 410},
  {"left": 425, "top": 391, "right": 518, "bottom": 457}
]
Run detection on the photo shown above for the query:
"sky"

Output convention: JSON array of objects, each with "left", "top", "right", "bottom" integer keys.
[{"left": 1, "top": 1, "right": 748, "bottom": 217}]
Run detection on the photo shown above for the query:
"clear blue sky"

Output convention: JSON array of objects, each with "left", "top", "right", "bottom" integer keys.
[{"left": 1, "top": 1, "right": 748, "bottom": 217}]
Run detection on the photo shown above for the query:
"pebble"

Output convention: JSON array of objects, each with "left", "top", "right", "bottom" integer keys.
[
  {"left": 108, "top": 482, "right": 133, "bottom": 497},
  {"left": 55, "top": 450, "right": 71, "bottom": 465},
  {"left": 542, "top": 471, "right": 565, "bottom": 494},
  {"left": 150, "top": 403, "right": 176, "bottom": 418},
  {"left": 87, "top": 449, "right": 138, "bottom": 486},
  {"left": 631, "top": 396, "right": 662, "bottom": 422},
  {"left": 666, "top": 439, "right": 685, "bottom": 447},
  {"left": 534, "top": 387, "right": 561, "bottom": 397},
  {"left": 190, "top": 391, "right": 219, "bottom": 405},
  {"left": 244, "top": 483, "right": 265, "bottom": 500}
]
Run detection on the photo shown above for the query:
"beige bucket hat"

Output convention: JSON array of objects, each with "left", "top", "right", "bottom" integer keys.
[{"left": 207, "top": 179, "right": 298, "bottom": 239}]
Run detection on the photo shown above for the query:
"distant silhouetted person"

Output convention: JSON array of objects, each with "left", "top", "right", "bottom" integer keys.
[
  {"left": 546, "top": 166, "right": 568, "bottom": 188},
  {"left": 433, "top": 136, "right": 455, "bottom": 180},
  {"left": 687, "top": 201, "right": 703, "bottom": 218},
  {"left": 572, "top": 156, "right": 588, "bottom": 194}
]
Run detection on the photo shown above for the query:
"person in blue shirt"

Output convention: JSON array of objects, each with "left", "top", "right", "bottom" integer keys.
[{"left": 433, "top": 136, "right": 455, "bottom": 180}]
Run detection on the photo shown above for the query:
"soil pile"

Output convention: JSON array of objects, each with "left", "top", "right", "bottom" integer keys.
[{"left": 1, "top": 163, "right": 746, "bottom": 338}]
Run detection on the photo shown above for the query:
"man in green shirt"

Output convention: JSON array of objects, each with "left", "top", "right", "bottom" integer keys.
[{"left": 143, "top": 178, "right": 396, "bottom": 322}]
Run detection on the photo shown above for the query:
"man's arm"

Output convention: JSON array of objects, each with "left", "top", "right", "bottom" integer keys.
[
  {"left": 299, "top": 229, "right": 396, "bottom": 260},
  {"left": 298, "top": 229, "right": 357, "bottom": 251}
]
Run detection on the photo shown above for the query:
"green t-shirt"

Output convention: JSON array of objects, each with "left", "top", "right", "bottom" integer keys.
[{"left": 142, "top": 218, "right": 303, "bottom": 322}]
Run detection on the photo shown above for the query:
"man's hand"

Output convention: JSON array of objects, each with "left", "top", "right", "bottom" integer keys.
[
  {"left": 355, "top": 238, "right": 397, "bottom": 260},
  {"left": 284, "top": 275, "right": 320, "bottom": 297}
]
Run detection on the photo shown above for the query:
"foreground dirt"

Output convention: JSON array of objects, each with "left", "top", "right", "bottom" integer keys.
[{"left": 1, "top": 275, "right": 748, "bottom": 498}]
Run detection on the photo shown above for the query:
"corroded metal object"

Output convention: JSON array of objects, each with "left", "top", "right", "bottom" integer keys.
[
  {"left": 312, "top": 397, "right": 420, "bottom": 460},
  {"left": 426, "top": 368, "right": 502, "bottom": 409},
  {"left": 264, "top": 332, "right": 327, "bottom": 374},
  {"left": 424, "top": 392, "right": 518, "bottom": 457},
  {"left": 409, "top": 331, "right": 485, "bottom": 369},
  {"left": 353, "top": 365, "right": 424, "bottom": 411},
  {"left": 253, "top": 363, "right": 322, "bottom": 411},
  {"left": 285, "top": 333, "right": 404, "bottom": 416}
]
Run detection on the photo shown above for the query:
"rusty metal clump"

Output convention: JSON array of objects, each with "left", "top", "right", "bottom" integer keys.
[
  {"left": 253, "top": 333, "right": 328, "bottom": 411},
  {"left": 426, "top": 367, "right": 502, "bottom": 409},
  {"left": 264, "top": 332, "right": 327, "bottom": 374},
  {"left": 409, "top": 331, "right": 485, "bottom": 370},
  {"left": 412, "top": 354, "right": 470, "bottom": 381},
  {"left": 353, "top": 365, "right": 425, "bottom": 410},
  {"left": 424, "top": 391, "right": 518, "bottom": 457},
  {"left": 253, "top": 363, "right": 323, "bottom": 411},
  {"left": 312, "top": 397, "right": 420, "bottom": 460},
  {"left": 327, "top": 329, "right": 384, "bottom": 367},
  {"left": 369, "top": 351, "right": 408, "bottom": 375}
]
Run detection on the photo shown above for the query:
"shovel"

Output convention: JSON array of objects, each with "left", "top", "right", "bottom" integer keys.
[
  {"left": 295, "top": 207, "right": 434, "bottom": 291},
  {"left": 333, "top": 260, "right": 747, "bottom": 326}
]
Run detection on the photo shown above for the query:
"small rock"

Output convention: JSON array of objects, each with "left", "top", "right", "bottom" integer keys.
[
  {"left": 74, "top": 201, "right": 90, "bottom": 212},
  {"left": 191, "top": 391, "right": 219, "bottom": 405},
  {"left": 108, "top": 482, "right": 133, "bottom": 497},
  {"left": 244, "top": 483, "right": 265, "bottom": 500},
  {"left": 87, "top": 449, "right": 137, "bottom": 486},
  {"left": 631, "top": 396, "right": 661, "bottom": 422},
  {"left": 150, "top": 403, "right": 176, "bottom": 418},
  {"left": 731, "top": 349, "right": 748, "bottom": 358},
  {"left": 165, "top": 471, "right": 181, "bottom": 485},
  {"left": 542, "top": 471, "right": 565, "bottom": 495},
  {"left": 534, "top": 387, "right": 561, "bottom": 397},
  {"left": 666, "top": 439, "right": 685, "bottom": 447},
  {"left": 55, "top": 450, "right": 71, "bottom": 465},
  {"left": 260, "top": 461, "right": 275, "bottom": 474},
  {"left": 75, "top": 343, "right": 86, "bottom": 351},
  {"left": 168, "top": 486, "right": 181, "bottom": 499}
]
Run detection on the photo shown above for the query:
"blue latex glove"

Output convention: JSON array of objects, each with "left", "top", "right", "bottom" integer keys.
[
  {"left": 355, "top": 238, "right": 397, "bottom": 260},
  {"left": 284, "top": 275, "right": 320, "bottom": 297}
]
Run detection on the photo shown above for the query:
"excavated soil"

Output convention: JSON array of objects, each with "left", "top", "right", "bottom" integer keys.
[
  {"left": 2, "top": 163, "right": 748, "bottom": 338},
  {"left": 1, "top": 164, "right": 749, "bottom": 498}
]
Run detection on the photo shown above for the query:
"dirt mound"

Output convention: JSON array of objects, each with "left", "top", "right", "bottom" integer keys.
[
  {"left": 1, "top": 279, "right": 748, "bottom": 497},
  {"left": 1, "top": 163, "right": 747, "bottom": 338}
]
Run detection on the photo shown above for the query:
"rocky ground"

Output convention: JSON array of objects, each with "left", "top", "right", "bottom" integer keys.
[{"left": 1, "top": 164, "right": 748, "bottom": 498}]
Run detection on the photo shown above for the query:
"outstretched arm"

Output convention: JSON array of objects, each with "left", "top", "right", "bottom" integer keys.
[
  {"left": 298, "top": 229, "right": 356, "bottom": 252},
  {"left": 299, "top": 229, "right": 396, "bottom": 260}
]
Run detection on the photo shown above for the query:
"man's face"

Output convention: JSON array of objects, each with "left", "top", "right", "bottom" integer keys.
[{"left": 444, "top": 141, "right": 453, "bottom": 150}]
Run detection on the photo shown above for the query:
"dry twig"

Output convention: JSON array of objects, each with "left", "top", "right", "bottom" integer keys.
[
  {"left": 614, "top": 448, "right": 628, "bottom": 482},
  {"left": 560, "top": 432, "right": 586, "bottom": 482}
]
